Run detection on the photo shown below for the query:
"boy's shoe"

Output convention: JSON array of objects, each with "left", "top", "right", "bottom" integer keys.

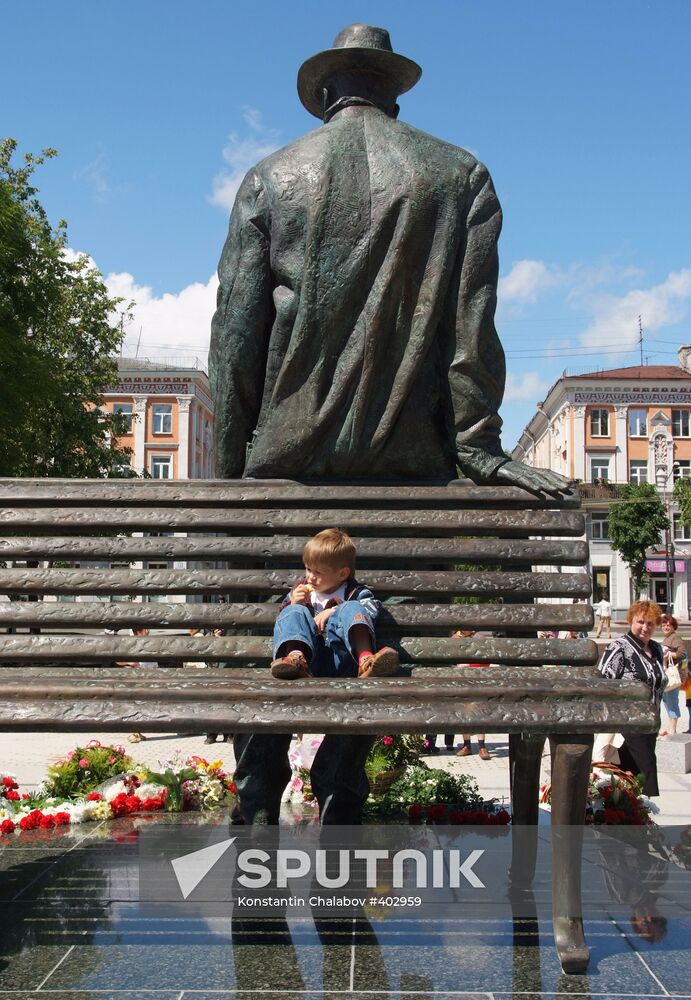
[
  {"left": 358, "top": 647, "right": 400, "bottom": 678},
  {"left": 478, "top": 747, "right": 491, "bottom": 760},
  {"left": 270, "top": 651, "right": 310, "bottom": 680},
  {"left": 456, "top": 745, "right": 472, "bottom": 757}
]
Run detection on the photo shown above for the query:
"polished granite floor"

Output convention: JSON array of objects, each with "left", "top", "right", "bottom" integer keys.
[{"left": 1, "top": 813, "right": 690, "bottom": 999}]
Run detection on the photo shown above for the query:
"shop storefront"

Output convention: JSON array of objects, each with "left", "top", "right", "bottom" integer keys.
[{"left": 646, "top": 557, "right": 686, "bottom": 615}]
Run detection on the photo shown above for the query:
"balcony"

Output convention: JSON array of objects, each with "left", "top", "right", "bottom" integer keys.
[{"left": 576, "top": 481, "right": 628, "bottom": 501}]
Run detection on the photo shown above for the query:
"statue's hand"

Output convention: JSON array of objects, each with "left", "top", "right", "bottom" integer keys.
[{"left": 494, "top": 460, "right": 573, "bottom": 497}]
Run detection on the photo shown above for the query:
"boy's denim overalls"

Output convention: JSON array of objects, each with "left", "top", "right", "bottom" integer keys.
[{"left": 273, "top": 600, "right": 375, "bottom": 677}]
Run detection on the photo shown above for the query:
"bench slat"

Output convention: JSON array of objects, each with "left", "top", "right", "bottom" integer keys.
[
  {"left": 0, "top": 506, "right": 586, "bottom": 537},
  {"left": 0, "top": 601, "right": 595, "bottom": 632},
  {"left": 0, "top": 568, "right": 590, "bottom": 597},
  {"left": 0, "top": 535, "right": 590, "bottom": 566},
  {"left": 0, "top": 668, "right": 655, "bottom": 734},
  {"left": 0, "top": 478, "right": 580, "bottom": 509},
  {"left": 0, "top": 634, "right": 599, "bottom": 665}
]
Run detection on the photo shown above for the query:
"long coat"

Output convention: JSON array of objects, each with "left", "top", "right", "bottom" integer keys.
[{"left": 209, "top": 104, "right": 507, "bottom": 481}]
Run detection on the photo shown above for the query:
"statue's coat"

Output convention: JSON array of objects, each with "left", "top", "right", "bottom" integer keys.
[{"left": 210, "top": 104, "right": 507, "bottom": 481}]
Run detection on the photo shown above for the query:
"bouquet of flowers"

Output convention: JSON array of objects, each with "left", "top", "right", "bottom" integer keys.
[
  {"left": 365, "top": 735, "right": 423, "bottom": 793},
  {"left": 44, "top": 741, "right": 134, "bottom": 799},
  {"left": 540, "top": 762, "right": 656, "bottom": 826}
]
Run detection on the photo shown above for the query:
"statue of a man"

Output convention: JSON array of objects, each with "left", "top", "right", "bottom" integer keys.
[{"left": 210, "top": 23, "right": 567, "bottom": 494}]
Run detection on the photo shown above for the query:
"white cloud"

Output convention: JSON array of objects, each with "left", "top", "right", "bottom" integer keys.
[
  {"left": 579, "top": 268, "right": 691, "bottom": 351},
  {"left": 498, "top": 259, "right": 561, "bottom": 304},
  {"left": 75, "top": 152, "right": 127, "bottom": 203},
  {"left": 104, "top": 270, "right": 218, "bottom": 364},
  {"left": 209, "top": 107, "right": 281, "bottom": 212},
  {"left": 504, "top": 371, "right": 548, "bottom": 401}
]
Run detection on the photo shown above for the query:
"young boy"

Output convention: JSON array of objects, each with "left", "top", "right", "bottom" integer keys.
[{"left": 270, "top": 528, "right": 400, "bottom": 680}]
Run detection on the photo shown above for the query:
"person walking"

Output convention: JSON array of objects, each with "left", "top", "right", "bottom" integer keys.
[
  {"left": 594, "top": 595, "right": 612, "bottom": 639},
  {"left": 659, "top": 613, "right": 687, "bottom": 737}
]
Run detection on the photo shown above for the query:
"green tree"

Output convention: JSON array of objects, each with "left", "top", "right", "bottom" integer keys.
[
  {"left": 673, "top": 475, "right": 691, "bottom": 529},
  {"left": 0, "top": 138, "right": 133, "bottom": 477},
  {"left": 607, "top": 483, "right": 668, "bottom": 600}
]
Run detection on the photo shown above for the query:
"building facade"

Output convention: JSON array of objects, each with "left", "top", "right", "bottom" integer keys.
[
  {"left": 102, "top": 358, "right": 214, "bottom": 479},
  {"left": 512, "top": 348, "right": 691, "bottom": 620}
]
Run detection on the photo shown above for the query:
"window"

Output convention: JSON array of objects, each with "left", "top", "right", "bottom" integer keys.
[
  {"left": 57, "top": 562, "right": 80, "bottom": 602},
  {"left": 151, "top": 455, "right": 173, "bottom": 479},
  {"left": 628, "top": 409, "right": 647, "bottom": 437},
  {"left": 109, "top": 561, "right": 131, "bottom": 603},
  {"left": 152, "top": 404, "right": 172, "bottom": 434},
  {"left": 590, "top": 457, "right": 610, "bottom": 482},
  {"left": 673, "top": 461, "right": 691, "bottom": 481},
  {"left": 145, "top": 561, "right": 169, "bottom": 603},
  {"left": 673, "top": 514, "right": 691, "bottom": 541},
  {"left": 591, "top": 513, "right": 610, "bottom": 540},
  {"left": 113, "top": 403, "right": 133, "bottom": 433},
  {"left": 590, "top": 408, "right": 609, "bottom": 436},
  {"left": 672, "top": 409, "right": 691, "bottom": 437},
  {"left": 109, "top": 456, "right": 133, "bottom": 478},
  {"left": 629, "top": 460, "right": 648, "bottom": 484}
]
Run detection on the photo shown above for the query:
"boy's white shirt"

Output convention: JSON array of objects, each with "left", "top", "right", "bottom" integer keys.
[{"left": 310, "top": 582, "right": 348, "bottom": 613}]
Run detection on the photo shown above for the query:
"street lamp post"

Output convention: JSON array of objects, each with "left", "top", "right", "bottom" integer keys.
[{"left": 656, "top": 464, "right": 678, "bottom": 614}]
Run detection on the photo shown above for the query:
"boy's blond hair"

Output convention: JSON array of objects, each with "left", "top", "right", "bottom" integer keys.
[{"left": 303, "top": 528, "right": 356, "bottom": 572}]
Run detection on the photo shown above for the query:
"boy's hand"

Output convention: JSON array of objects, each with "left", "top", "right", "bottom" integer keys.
[
  {"left": 314, "top": 608, "right": 336, "bottom": 633},
  {"left": 291, "top": 584, "right": 313, "bottom": 605}
]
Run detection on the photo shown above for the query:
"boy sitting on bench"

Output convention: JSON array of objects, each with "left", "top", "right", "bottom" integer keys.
[{"left": 270, "top": 528, "right": 399, "bottom": 680}]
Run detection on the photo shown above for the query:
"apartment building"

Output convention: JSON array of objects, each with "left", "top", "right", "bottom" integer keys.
[
  {"left": 102, "top": 358, "right": 214, "bottom": 479},
  {"left": 513, "top": 347, "right": 691, "bottom": 619}
]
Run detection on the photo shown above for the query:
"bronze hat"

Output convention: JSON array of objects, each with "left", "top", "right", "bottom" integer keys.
[{"left": 297, "top": 23, "right": 422, "bottom": 119}]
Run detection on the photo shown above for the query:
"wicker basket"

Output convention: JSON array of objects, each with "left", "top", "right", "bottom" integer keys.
[{"left": 368, "top": 766, "right": 405, "bottom": 796}]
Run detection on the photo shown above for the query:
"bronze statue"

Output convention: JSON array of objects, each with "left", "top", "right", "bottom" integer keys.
[
  {"left": 210, "top": 24, "right": 572, "bottom": 829},
  {"left": 210, "top": 23, "right": 568, "bottom": 495}
]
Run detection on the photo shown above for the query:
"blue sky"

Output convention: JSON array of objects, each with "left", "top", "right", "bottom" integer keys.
[{"left": 4, "top": 0, "right": 691, "bottom": 448}]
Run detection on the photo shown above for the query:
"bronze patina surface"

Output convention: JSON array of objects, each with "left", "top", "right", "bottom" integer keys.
[{"left": 209, "top": 24, "right": 567, "bottom": 496}]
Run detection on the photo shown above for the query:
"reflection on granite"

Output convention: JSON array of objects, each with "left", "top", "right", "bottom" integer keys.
[
  {"left": 613, "top": 915, "right": 691, "bottom": 995},
  {"left": 0, "top": 995, "right": 181, "bottom": 1000},
  {"left": 351, "top": 918, "right": 664, "bottom": 995},
  {"left": 1, "top": 814, "right": 689, "bottom": 996}
]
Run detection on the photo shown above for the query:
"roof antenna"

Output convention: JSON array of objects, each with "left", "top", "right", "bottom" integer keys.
[
  {"left": 638, "top": 315, "right": 643, "bottom": 365},
  {"left": 135, "top": 327, "right": 143, "bottom": 359}
]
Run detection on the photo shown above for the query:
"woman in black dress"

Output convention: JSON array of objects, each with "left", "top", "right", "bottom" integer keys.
[{"left": 598, "top": 600, "right": 665, "bottom": 796}]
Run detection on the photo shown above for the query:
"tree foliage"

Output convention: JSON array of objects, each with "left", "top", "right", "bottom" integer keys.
[
  {"left": 0, "top": 138, "right": 133, "bottom": 477},
  {"left": 673, "top": 476, "right": 691, "bottom": 529},
  {"left": 607, "top": 483, "right": 668, "bottom": 600}
]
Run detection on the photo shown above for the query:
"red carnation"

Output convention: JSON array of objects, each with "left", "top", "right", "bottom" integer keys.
[
  {"left": 86, "top": 792, "right": 103, "bottom": 801},
  {"left": 5, "top": 790, "right": 20, "bottom": 801},
  {"left": 19, "top": 811, "right": 42, "bottom": 831},
  {"left": 408, "top": 803, "right": 424, "bottom": 823},
  {"left": 2, "top": 776, "right": 18, "bottom": 789},
  {"left": 1, "top": 819, "right": 15, "bottom": 835},
  {"left": 425, "top": 803, "right": 448, "bottom": 823}
]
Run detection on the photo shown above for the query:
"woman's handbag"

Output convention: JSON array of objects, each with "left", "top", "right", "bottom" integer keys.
[{"left": 665, "top": 650, "right": 683, "bottom": 691}]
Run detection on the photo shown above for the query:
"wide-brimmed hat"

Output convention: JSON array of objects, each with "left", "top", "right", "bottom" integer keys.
[{"left": 297, "top": 23, "right": 422, "bottom": 119}]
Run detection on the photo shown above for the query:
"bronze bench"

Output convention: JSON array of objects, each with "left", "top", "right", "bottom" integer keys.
[{"left": 0, "top": 477, "right": 657, "bottom": 972}]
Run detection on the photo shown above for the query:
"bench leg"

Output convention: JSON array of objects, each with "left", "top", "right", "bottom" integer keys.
[
  {"left": 231, "top": 733, "right": 292, "bottom": 824},
  {"left": 508, "top": 733, "right": 545, "bottom": 888},
  {"left": 548, "top": 733, "right": 593, "bottom": 974},
  {"left": 311, "top": 734, "right": 375, "bottom": 824}
]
